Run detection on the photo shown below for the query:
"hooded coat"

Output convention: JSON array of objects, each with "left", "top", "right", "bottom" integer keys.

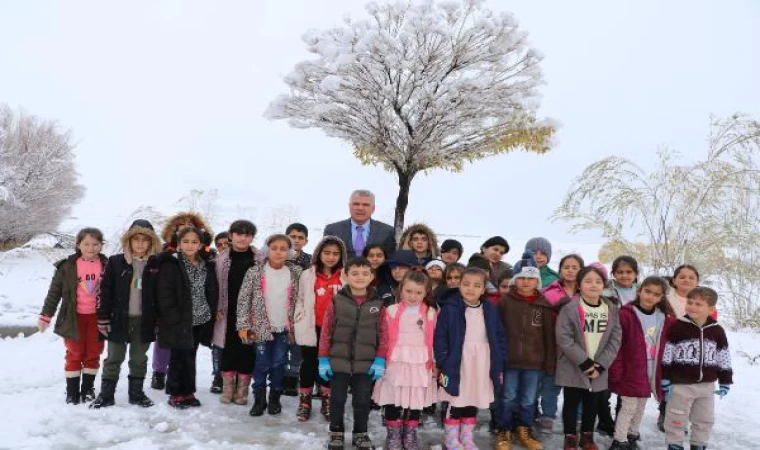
[
  {"left": 211, "top": 246, "right": 259, "bottom": 348},
  {"left": 399, "top": 223, "right": 440, "bottom": 265},
  {"left": 97, "top": 224, "right": 163, "bottom": 343},
  {"left": 293, "top": 236, "right": 348, "bottom": 347}
]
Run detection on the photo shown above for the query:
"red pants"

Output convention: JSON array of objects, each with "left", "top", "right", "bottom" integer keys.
[{"left": 64, "top": 313, "right": 104, "bottom": 373}]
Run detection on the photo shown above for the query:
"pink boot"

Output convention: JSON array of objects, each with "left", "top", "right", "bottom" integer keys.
[
  {"left": 444, "top": 418, "right": 464, "bottom": 450},
  {"left": 385, "top": 419, "right": 403, "bottom": 450},
  {"left": 459, "top": 417, "right": 478, "bottom": 450}
]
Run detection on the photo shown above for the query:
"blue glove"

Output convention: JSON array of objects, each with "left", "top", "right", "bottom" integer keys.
[
  {"left": 662, "top": 379, "right": 672, "bottom": 402},
  {"left": 714, "top": 384, "right": 730, "bottom": 398},
  {"left": 318, "top": 357, "right": 333, "bottom": 381},
  {"left": 368, "top": 357, "right": 386, "bottom": 381}
]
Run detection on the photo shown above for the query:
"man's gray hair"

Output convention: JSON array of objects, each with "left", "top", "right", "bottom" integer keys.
[{"left": 349, "top": 189, "right": 375, "bottom": 204}]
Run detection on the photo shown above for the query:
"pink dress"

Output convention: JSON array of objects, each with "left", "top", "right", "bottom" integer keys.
[
  {"left": 372, "top": 308, "right": 437, "bottom": 410},
  {"left": 438, "top": 304, "right": 493, "bottom": 408}
]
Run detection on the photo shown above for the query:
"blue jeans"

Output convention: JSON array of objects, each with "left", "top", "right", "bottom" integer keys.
[
  {"left": 500, "top": 368, "right": 542, "bottom": 430},
  {"left": 539, "top": 373, "right": 562, "bottom": 419},
  {"left": 253, "top": 331, "right": 288, "bottom": 391}
]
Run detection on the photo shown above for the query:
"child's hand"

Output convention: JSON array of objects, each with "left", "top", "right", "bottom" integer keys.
[
  {"left": 715, "top": 384, "right": 730, "bottom": 398},
  {"left": 588, "top": 369, "right": 600, "bottom": 379},
  {"left": 368, "top": 357, "right": 386, "bottom": 381},
  {"left": 37, "top": 316, "right": 51, "bottom": 333},
  {"left": 97, "top": 320, "right": 110, "bottom": 337},
  {"left": 318, "top": 357, "right": 333, "bottom": 381}
]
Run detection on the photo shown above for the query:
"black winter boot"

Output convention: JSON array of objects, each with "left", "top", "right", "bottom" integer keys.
[
  {"left": 690, "top": 446, "right": 707, "bottom": 450},
  {"left": 151, "top": 371, "right": 166, "bottom": 390},
  {"left": 282, "top": 376, "right": 298, "bottom": 397},
  {"left": 66, "top": 376, "right": 81, "bottom": 405},
  {"left": 626, "top": 433, "right": 640, "bottom": 449},
  {"left": 249, "top": 388, "right": 267, "bottom": 416},
  {"left": 608, "top": 440, "right": 631, "bottom": 450},
  {"left": 90, "top": 378, "right": 118, "bottom": 409},
  {"left": 127, "top": 376, "right": 154, "bottom": 407},
  {"left": 268, "top": 389, "right": 283, "bottom": 415},
  {"left": 210, "top": 374, "right": 223, "bottom": 394},
  {"left": 80, "top": 373, "right": 96, "bottom": 403}
]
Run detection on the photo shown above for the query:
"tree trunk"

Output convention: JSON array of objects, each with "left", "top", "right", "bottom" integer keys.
[{"left": 393, "top": 170, "right": 416, "bottom": 244}]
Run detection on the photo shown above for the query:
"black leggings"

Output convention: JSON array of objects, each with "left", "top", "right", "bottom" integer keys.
[
  {"left": 563, "top": 387, "right": 601, "bottom": 434},
  {"left": 299, "top": 328, "right": 330, "bottom": 389},
  {"left": 384, "top": 405, "right": 422, "bottom": 422},
  {"left": 444, "top": 405, "right": 478, "bottom": 420}
]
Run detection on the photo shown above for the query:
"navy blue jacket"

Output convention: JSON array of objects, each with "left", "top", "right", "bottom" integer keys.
[{"left": 434, "top": 293, "right": 508, "bottom": 397}]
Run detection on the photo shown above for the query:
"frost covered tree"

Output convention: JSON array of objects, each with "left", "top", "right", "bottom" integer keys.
[
  {"left": 553, "top": 114, "right": 760, "bottom": 327},
  {"left": 266, "top": 0, "right": 555, "bottom": 235},
  {"left": 0, "top": 105, "right": 85, "bottom": 244}
]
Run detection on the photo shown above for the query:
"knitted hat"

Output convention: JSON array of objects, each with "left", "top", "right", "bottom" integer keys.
[
  {"left": 589, "top": 261, "right": 609, "bottom": 283},
  {"left": 511, "top": 266, "right": 542, "bottom": 290},
  {"left": 481, "top": 236, "right": 510, "bottom": 254},
  {"left": 440, "top": 239, "right": 464, "bottom": 257},
  {"left": 511, "top": 251, "right": 537, "bottom": 277},
  {"left": 525, "top": 237, "right": 552, "bottom": 262},
  {"left": 425, "top": 259, "right": 446, "bottom": 271},
  {"left": 467, "top": 253, "right": 491, "bottom": 273},
  {"left": 130, "top": 219, "right": 154, "bottom": 231}
]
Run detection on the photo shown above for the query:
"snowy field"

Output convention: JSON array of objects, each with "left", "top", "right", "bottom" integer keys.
[{"left": 1, "top": 239, "right": 758, "bottom": 449}]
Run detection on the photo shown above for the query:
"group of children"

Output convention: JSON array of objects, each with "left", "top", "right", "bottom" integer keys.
[{"left": 38, "top": 213, "right": 733, "bottom": 450}]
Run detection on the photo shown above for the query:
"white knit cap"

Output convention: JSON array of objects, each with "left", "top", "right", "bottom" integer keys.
[
  {"left": 425, "top": 259, "right": 446, "bottom": 271},
  {"left": 510, "top": 266, "right": 542, "bottom": 290}
]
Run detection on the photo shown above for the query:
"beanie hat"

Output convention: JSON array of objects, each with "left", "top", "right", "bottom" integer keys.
[
  {"left": 481, "top": 236, "right": 510, "bottom": 254},
  {"left": 510, "top": 266, "right": 543, "bottom": 290},
  {"left": 425, "top": 259, "right": 446, "bottom": 271},
  {"left": 130, "top": 219, "right": 154, "bottom": 231},
  {"left": 387, "top": 250, "right": 422, "bottom": 268},
  {"left": 511, "top": 250, "right": 537, "bottom": 277},
  {"left": 589, "top": 261, "right": 609, "bottom": 283},
  {"left": 440, "top": 239, "right": 464, "bottom": 257},
  {"left": 467, "top": 253, "right": 491, "bottom": 273},
  {"left": 525, "top": 237, "right": 552, "bottom": 262}
]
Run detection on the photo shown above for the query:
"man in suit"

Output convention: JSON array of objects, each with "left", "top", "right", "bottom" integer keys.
[{"left": 323, "top": 190, "right": 397, "bottom": 259}]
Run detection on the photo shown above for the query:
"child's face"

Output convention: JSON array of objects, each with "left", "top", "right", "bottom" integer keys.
[
  {"left": 446, "top": 270, "right": 462, "bottom": 288},
  {"left": 391, "top": 265, "right": 409, "bottom": 282},
  {"left": 216, "top": 238, "right": 229, "bottom": 253},
  {"left": 498, "top": 278, "right": 511, "bottom": 296},
  {"left": 130, "top": 234, "right": 151, "bottom": 257},
  {"left": 267, "top": 239, "right": 290, "bottom": 267},
  {"left": 346, "top": 265, "right": 373, "bottom": 291},
  {"left": 320, "top": 244, "right": 342, "bottom": 270},
  {"left": 460, "top": 273, "right": 486, "bottom": 304},
  {"left": 288, "top": 231, "right": 308, "bottom": 252},
  {"left": 560, "top": 258, "right": 581, "bottom": 284},
  {"left": 426, "top": 266, "right": 443, "bottom": 282},
  {"left": 78, "top": 235, "right": 102, "bottom": 260},
  {"left": 580, "top": 271, "right": 605, "bottom": 300},
  {"left": 410, "top": 233, "right": 429, "bottom": 254},
  {"left": 613, "top": 263, "right": 637, "bottom": 288},
  {"left": 441, "top": 249, "right": 460, "bottom": 265},
  {"left": 180, "top": 232, "right": 201, "bottom": 258},
  {"left": 638, "top": 283, "right": 664, "bottom": 311},
  {"left": 674, "top": 269, "right": 699, "bottom": 294},
  {"left": 482, "top": 245, "right": 506, "bottom": 264},
  {"left": 515, "top": 277, "right": 538, "bottom": 296},
  {"left": 400, "top": 280, "right": 426, "bottom": 306},
  {"left": 685, "top": 296, "right": 715, "bottom": 323},
  {"left": 533, "top": 251, "right": 548, "bottom": 267},
  {"left": 230, "top": 232, "right": 252, "bottom": 252},
  {"left": 366, "top": 248, "right": 386, "bottom": 270}
]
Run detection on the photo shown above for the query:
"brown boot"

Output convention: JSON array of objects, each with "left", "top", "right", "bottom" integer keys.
[
  {"left": 579, "top": 432, "right": 598, "bottom": 450},
  {"left": 296, "top": 387, "right": 312, "bottom": 422},
  {"left": 220, "top": 373, "right": 236, "bottom": 404},
  {"left": 515, "top": 426, "right": 543, "bottom": 450},
  {"left": 494, "top": 430, "right": 512, "bottom": 450},
  {"left": 320, "top": 387, "right": 330, "bottom": 420},
  {"left": 233, "top": 374, "right": 251, "bottom": 405}
]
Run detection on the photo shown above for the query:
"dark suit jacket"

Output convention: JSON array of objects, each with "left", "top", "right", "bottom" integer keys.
[{"left": 323, "top": 218, "right": 397, "bottom": 259}]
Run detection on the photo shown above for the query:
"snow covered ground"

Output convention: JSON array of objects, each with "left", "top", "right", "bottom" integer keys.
[
  {"left": 0, "top": 330, "right": 758, "bottom": 449},
  {"left": 1, "top": 239, "right": 758, "bottom": 449}
]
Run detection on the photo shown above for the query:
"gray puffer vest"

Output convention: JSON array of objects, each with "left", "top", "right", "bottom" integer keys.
[{"left": 329, "top": 286, "right": 383, "bottom": 374}]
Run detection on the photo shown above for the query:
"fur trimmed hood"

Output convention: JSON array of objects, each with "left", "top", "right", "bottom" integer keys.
[
  {"left": 399, "top": 223, "right": 440, "bottom": 258},
  {"left": 311, "top": 235, "right": 348, "bottom": 269},
  {"left": 121, "top": 225, "right": 162, "bottom": 264},
  {"left": 160, "top": 211, "right": 214, "bottom": 244}
]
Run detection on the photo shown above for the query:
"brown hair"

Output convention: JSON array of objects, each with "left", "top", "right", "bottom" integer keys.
[
  {"left": 444, "top": 262, "right": 466, "bottom": 280},
  {"left": 462, "top": 267, "right": 489, "bottom": 286},
  {"left": 75, "top": 227, "right": 104, "bottom": 249},
  {"left": 632, "top": 276, "right": 674, "bottom": 316},
  {"left": 687, "top": 286, "right": 718, "bottom": 307},
  {"left": 399, "top": 270, "right": 435, "bottom": 307}
]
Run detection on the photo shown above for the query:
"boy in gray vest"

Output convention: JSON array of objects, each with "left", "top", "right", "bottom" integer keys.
[{"left": 317, "top": 257, "right": 387, "bottom": 450}]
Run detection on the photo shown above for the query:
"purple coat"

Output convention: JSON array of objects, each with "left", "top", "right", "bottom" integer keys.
[{"left": 608, "top": 303, "right": 675, "bottom": 400}]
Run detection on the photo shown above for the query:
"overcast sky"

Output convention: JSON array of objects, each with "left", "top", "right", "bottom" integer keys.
[{"left": 1, "top": 0, "right": 759, "bottom": 256}]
